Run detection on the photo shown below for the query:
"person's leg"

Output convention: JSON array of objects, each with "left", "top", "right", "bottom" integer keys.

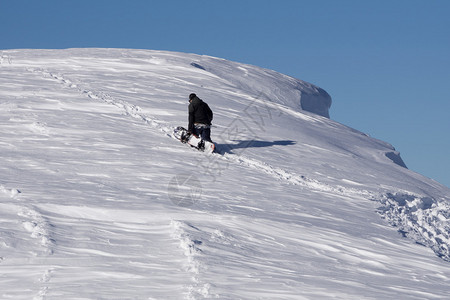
[
  {"left": 192, "top": 126, "right": 199, "bottom": 137},
  {"left": 203, "top": 127, "right": 212, "bottom": 142},
  {"left": 194, "top": 126, "right": 205, "bottom": 149},
  {"left": 194, "top": 125, "right": 207, "bottom": 140}
]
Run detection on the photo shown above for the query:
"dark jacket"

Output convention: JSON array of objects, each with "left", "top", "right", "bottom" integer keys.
[{"left": 188, "top": 96, "right": 213, "bottom": 132}]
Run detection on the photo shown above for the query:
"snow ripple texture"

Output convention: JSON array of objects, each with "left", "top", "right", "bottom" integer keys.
[
  {"left": 1, "top": 49, "right": 449, "bottom": 299},
  {"left": 25, "top": 53, "right": 450, "bottom": 262}
]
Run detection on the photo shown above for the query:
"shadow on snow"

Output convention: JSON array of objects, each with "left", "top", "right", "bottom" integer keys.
[{"left": 215, "top": 140, "right": 296, "bottom": 155}]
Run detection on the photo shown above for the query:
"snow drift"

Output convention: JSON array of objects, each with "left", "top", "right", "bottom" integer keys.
[{"left": 0, "top": 48, "right": 449, "bottom": 299}]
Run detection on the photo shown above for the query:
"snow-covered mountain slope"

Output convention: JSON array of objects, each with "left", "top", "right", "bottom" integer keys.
[{"left": 0, "top": 48, "right": 449, "bottom": 299}]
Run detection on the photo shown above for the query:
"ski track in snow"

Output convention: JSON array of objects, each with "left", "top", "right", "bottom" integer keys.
[
  {"left": 27, "top": 66, "right": 450, "bottom": 263},
  {"left": 171, "top": 220, "right": 214, "bottom": 299},
  {"left": 220, "top": 153, "right": 450, "bottom": 261},
  {"left": 0, "top": 186, "right": 54, "bottom": 299},
  {"left": 18, "top": 206, "right": 55, "bottom": 256},
  {"left": 27, "top": 67, "right": 368, "bottom": 196},
  {"left": 0, "top": 185, "right": 21, "bottom": 199},
  {"left": 27, "top": 67, "right": 173, "bottom": 137}
]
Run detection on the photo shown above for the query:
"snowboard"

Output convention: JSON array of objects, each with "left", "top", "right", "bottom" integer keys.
[{"left": 173, "top": 126, "right": 215, "bottom": 154}]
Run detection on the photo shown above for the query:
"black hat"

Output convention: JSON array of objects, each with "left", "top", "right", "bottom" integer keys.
[{"left": 189, "top": 93, "right": 196, "bottom": 100}]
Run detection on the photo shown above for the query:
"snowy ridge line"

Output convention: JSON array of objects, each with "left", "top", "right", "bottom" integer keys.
[
  {"left": 26, "top": 67, "right": 174, "bottom": 137},
  {"left": 170, "top": 220, "right": 212, "bottom": 300}
]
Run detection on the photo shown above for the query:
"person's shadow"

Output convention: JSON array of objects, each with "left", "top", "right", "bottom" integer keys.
[{"left": 215, "top": 140, "right": 296, "bottom": 154}]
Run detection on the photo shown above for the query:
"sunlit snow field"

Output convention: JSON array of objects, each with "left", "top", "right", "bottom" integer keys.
[{"left": 0, "top": 49, "right": 449, "bottom": 299}]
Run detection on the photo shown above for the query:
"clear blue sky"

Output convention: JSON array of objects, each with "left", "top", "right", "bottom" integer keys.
[{"left": 1, "top": 0, "right": 449, "bottom": 188}]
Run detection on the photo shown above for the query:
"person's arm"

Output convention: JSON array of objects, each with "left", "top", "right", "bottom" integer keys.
[{"left": 188, "top": 103, "right": 195, "bottom": 132}]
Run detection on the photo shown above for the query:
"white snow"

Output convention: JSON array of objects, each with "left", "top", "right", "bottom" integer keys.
[{"left": 0, "top": 48, "right": 449, "bottom": 299}]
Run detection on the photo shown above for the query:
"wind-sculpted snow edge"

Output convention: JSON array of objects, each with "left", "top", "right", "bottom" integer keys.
[{"left": 375, "top": 193, "right": 450, "bottom": 261}]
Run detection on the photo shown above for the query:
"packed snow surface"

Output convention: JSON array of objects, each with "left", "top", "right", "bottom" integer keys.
[{"left": 0, "top": 48, "right": 449, "bottom": 299}]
